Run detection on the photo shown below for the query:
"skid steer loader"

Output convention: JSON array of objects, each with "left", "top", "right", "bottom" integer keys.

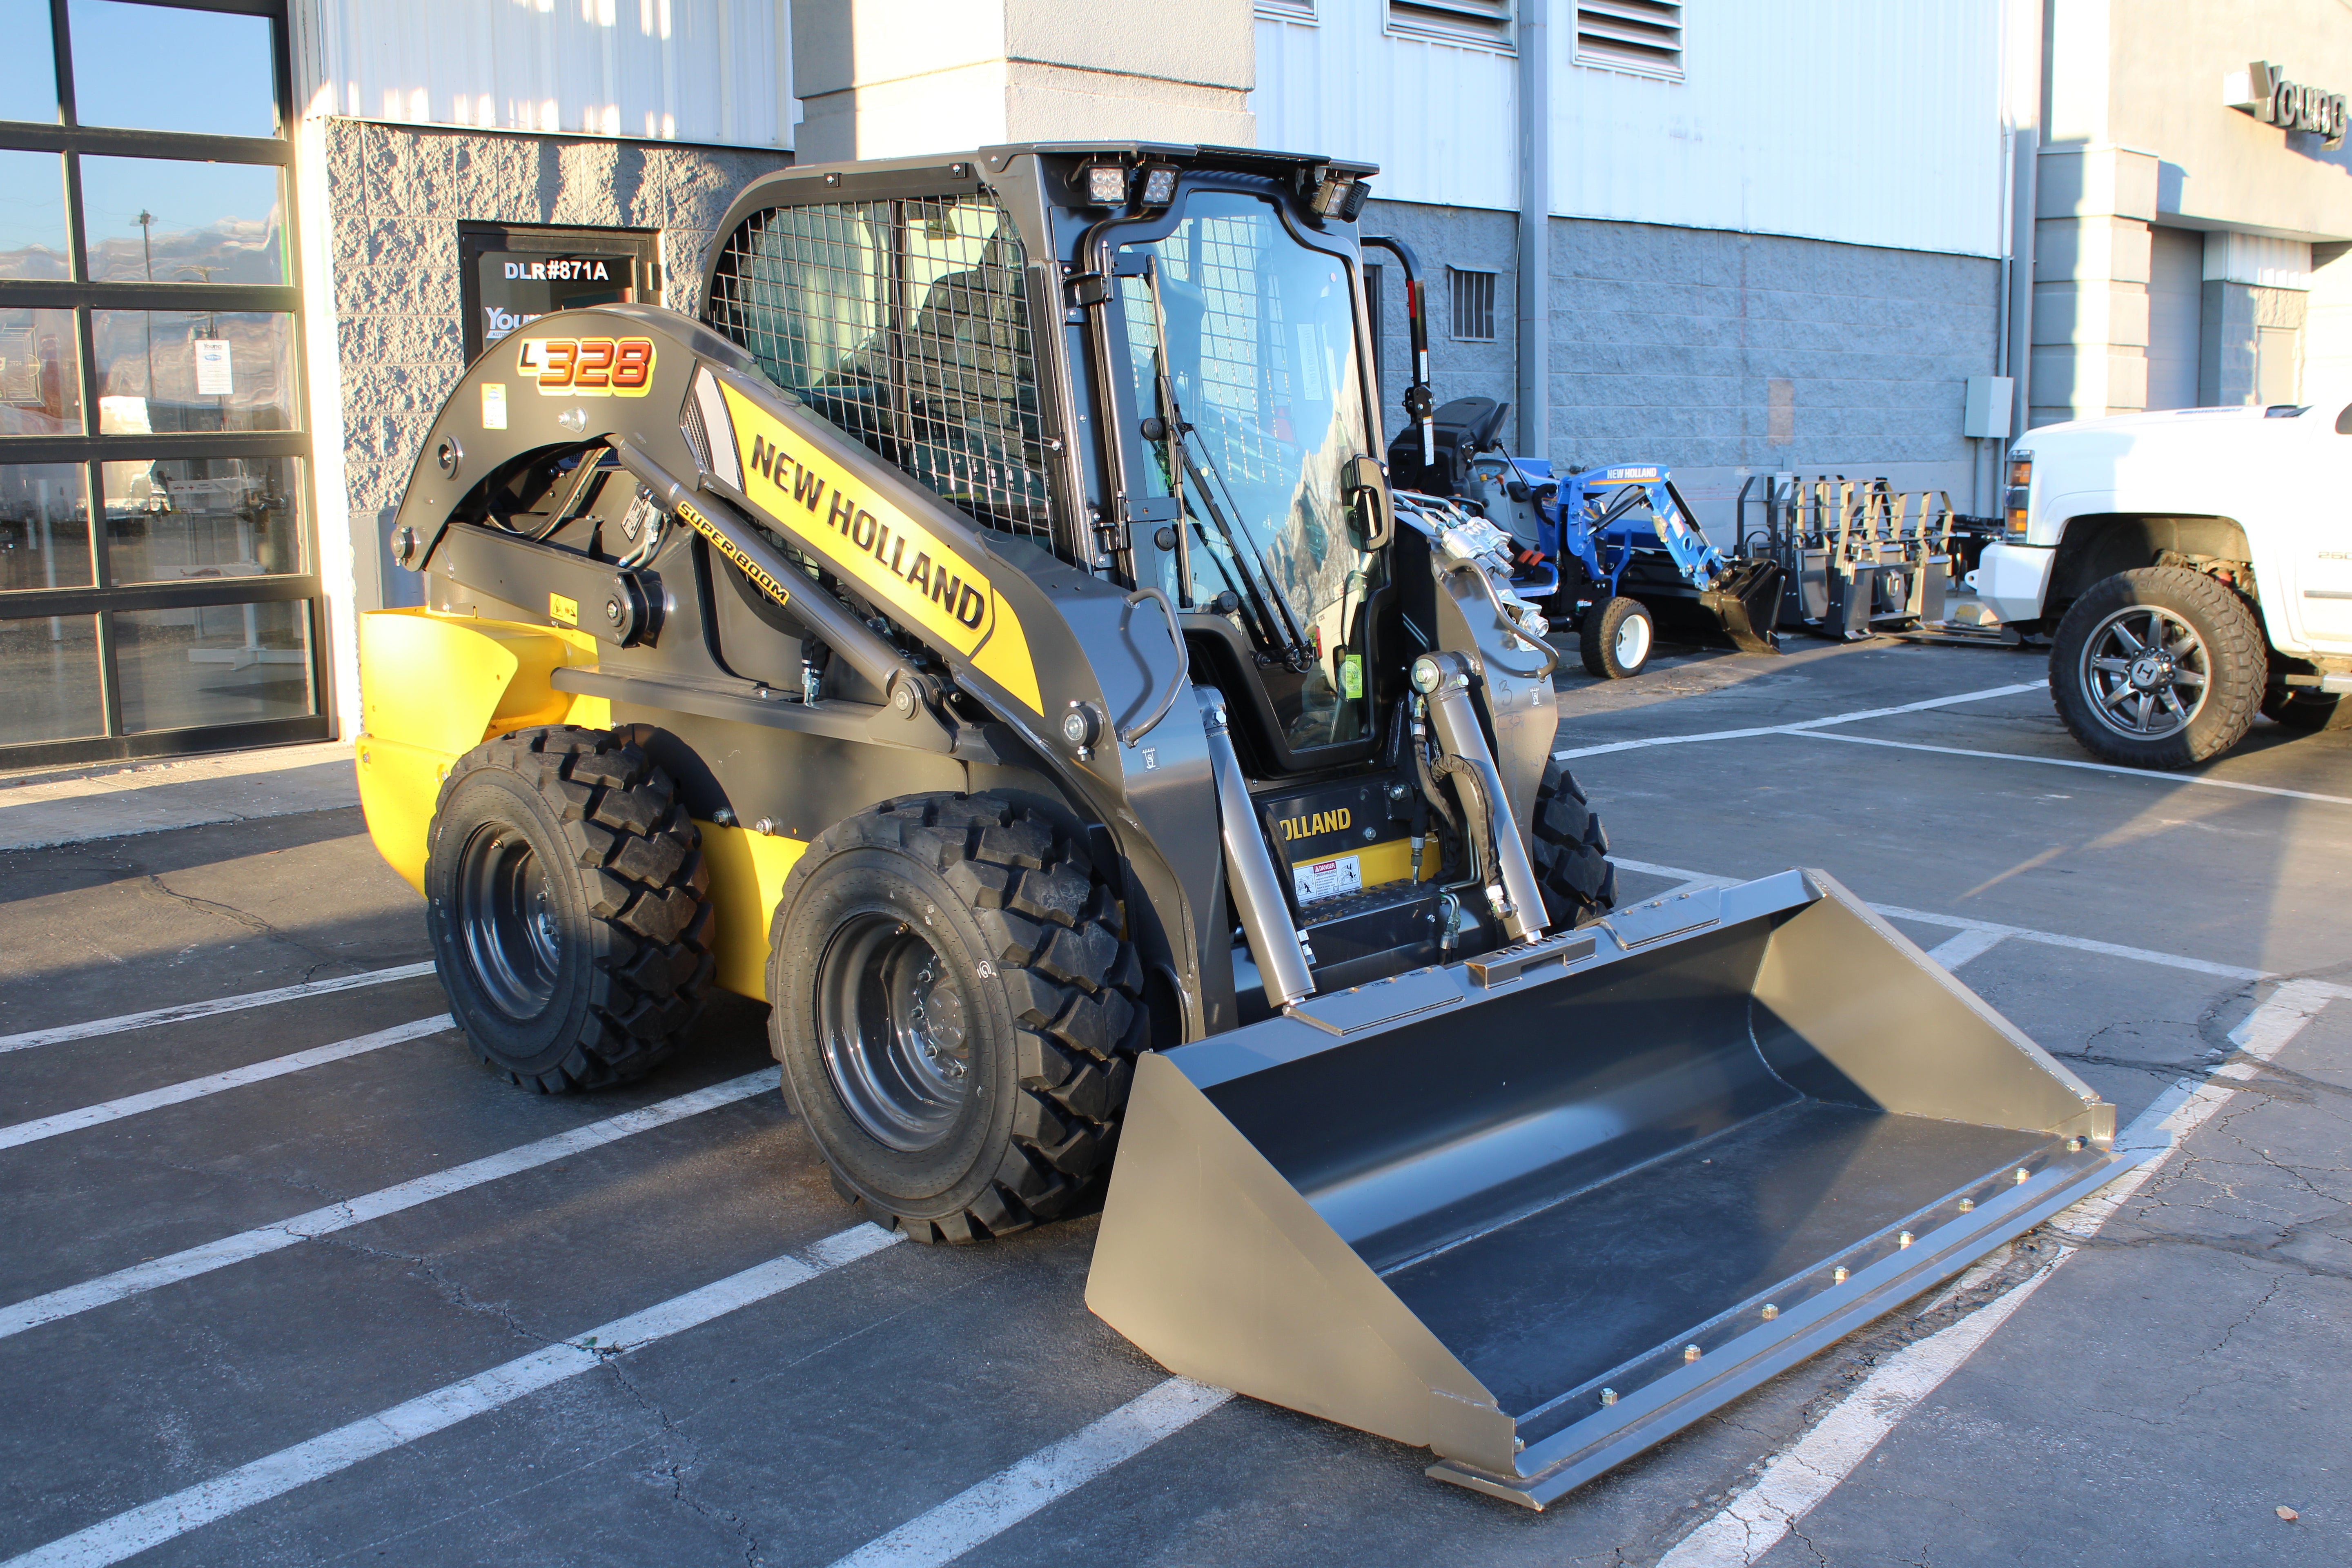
[{"left": 357, "top": 142, "right": 2127, "bottom": 1508}]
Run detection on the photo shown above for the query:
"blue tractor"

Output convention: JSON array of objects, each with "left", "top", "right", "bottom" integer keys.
[{"left": 1382, "top": 395, "right": 1784, "bottom": 679}]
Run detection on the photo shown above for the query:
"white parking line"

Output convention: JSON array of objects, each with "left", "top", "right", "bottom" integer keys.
[
  {"left": 1794, "top": 730, "right": 2352, "bottom": 806},
  {"left": 825, "top": 1378, "right": 1232, "bottom": 1568},
  {"left": 1656, "top": 978, "right": 2337, "bottom": 1566},
  {"left": 0, "top": 962, "right": 439, "bottom": 1054},
  {"left": 1552, "top": 680, "right": 2048, "bottom": 762},
  {"left": 0, "top": 1069, "right": 777, "bottom": 1342},
  {"left": 0, "top": 1016, "right": 452, "bottom": 1153},
  {"left": 1923, "top": 927, "right": 2007, "bottom": 969},
  {"left": 2, "top": 1225, "right": 902, "bottom": 1568},
  {"left": 1611, "top": 856, "right": 2277, "bottom": 984}
]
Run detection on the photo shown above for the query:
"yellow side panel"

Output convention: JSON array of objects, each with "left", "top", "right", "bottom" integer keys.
[
  {"left": 697, "top": 823, "right": 809, "bottom": 1000},
  {"left": 355, "top": 735, "right": 450, "bottom": 896},
  {"left": 354, "top": 608, "right": 608, "bottom": 900}
]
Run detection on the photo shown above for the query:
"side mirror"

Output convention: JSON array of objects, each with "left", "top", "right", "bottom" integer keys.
[{"left": 1343, "top": 452, "right": 1393, "bottom": 550}]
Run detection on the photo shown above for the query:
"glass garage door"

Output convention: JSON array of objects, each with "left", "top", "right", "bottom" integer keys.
[{"left": 0, "top": 0, "right": 321, "bottom": 768}]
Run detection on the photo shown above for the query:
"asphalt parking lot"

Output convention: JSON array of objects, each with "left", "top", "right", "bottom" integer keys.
[{"left": 2, "top": 634, "right": 2347, "bottom": 1568}]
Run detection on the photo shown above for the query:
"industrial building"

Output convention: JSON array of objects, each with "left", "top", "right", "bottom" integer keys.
[{"left": 2, "top": 0, "right": 2346, "bottom": 770}]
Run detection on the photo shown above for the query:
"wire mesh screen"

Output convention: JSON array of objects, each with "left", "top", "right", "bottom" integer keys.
[{"left": 704, "top": 193, "right": 1055, "bottom": 549}]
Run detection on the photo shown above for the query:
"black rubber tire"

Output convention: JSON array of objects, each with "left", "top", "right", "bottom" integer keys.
[
  {"left": 2261, "top": 689, "right": 2352, "bottom": 731},
  {"left": 425, "top": 724, "right": 715, "bottom": 1091},
  {"left": 2049, "top": 567, "right": 2263, "bottom": 768},
  {"left": 1580, "top": 596, "right": 1653, "bottom": 679},
  {"left": 1528, "top": 758, "right": 1617, "bottom": 928},
  {"left": 769, "top": 793, "right": 1145, "bottom": 1244}
]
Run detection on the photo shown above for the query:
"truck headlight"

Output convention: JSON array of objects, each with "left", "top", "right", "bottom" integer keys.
[{"left": 2003, "top": 452, "right": 2031, "bottom": 540}]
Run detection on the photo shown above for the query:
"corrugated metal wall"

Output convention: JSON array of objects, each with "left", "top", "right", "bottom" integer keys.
[
  {"left": 294, "top": 0, "right": 794, "bottom": 149},
  {"left": 1255, "top": 0, "right": 2005, "bottom": 258}
]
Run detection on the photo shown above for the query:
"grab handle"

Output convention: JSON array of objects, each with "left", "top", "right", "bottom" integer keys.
[{"left": 1120, "top": 587, "right": 1190, "bottom": 746}]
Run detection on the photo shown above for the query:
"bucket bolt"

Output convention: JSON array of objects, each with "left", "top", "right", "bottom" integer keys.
[
  {"left": 1600, "top": 1388, "right": 1617, "bottom": 1407},
  {"left": 1833, "top": 1266, "right": 1849, "bottom": 1284},
  {"left": 1760, "top": 1304, "right": 1779, "bottom": 1321},
  {"left": 1683, "top": 1345, "right": 1702, "bottom": 1363},
  {"left": 2014, "top": 1167, "right": 2031, "bottom": 1185},
  {"left": 1959, "top": 1198, "right": 1976, "bottom": 1212},
  {"left": 1898, "top": 1231, "right": 1914, "bottom": 1249}
]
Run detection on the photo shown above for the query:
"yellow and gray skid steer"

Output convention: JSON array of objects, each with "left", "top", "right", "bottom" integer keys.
[{"left": 356, "top": 142, "right": 2127, "bottom": 1507}]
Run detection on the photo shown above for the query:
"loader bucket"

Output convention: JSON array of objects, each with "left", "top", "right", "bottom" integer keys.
[
  {"left": 1699, "top": 557, "right": 1786, "bottom": 654},
  {"left": 1086, "top": 870, "right": 2124, "bottom": 1509}
]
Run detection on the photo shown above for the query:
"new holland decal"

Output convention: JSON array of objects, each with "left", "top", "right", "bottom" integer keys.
[{"left": 715, "top": 379, "right": 1041, "bottom": 715}]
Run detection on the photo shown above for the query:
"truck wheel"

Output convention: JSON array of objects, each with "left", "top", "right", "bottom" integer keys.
[
  {"left": 769, "top": 793, "right": 1144, "bottom": 1243},
  {"left": 2049, "top": 567, "right": 2262, "bottom": 768},
  {"left": 1580, "top": 596, "right": 1653, "bottom": 679},
  {"left": 2261, "top": 690, "right": 2351, "bottom": 731},
  {"left": 425, "top": 725, "right": 715, "bottom": 1091},
  {"left": 1528, "top": 759, "right": 1617, "bottom": 928}
]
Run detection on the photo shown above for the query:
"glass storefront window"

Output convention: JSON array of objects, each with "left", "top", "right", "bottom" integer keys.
[
  {"left": 0, "top": 307, "right": 80, "bottom": 435},
  {"left": 0, "top": 613, "right": 102, "bottom": 744},
  {"left": 91, "top": 311, "right": 293, "bottom": 434},
  {"left": 67, "top": 1, "right": 277, "bottom": 140},
  {"left": 77, "top": 158, "right": 286, "bottom": 286},
  {"left": 0, "top": 149, "right": 69, "bottom": 279},
  {"left": 0, "top": 463, "right": 91, "bottom": 590},
  {"left": 102, "top": 453, "right": 301, "bottom": 586},
  {"left": 114, "top": 599, "right": 312, "bottom": 734},
  {"left": 0, "top": 0, "right": 57, "bottom": 127}
]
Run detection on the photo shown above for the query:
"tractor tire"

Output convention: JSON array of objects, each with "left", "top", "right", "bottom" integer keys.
[
  {"left": 1580, "top": 596, "right": 1654, "bottom": 680},
  {"left": 1528, "top": 758, "right": 1617, "bottom": 929},
  {"left": 425, "top": 724, "right": 715, "bottom": 1092},
  {"left": 2049, "top": 567, "right": 2262, "bottom": 768},
  {"left": 2261, "top": 689, "right": 2352, "bottom": 731},
  {"left": 769, "top": 793, "right": 1145, "bottom": 1244}
]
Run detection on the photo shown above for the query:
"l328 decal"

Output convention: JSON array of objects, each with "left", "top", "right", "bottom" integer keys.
[{"left": 516, "top": 336, "right": 655, "bottom": 396}]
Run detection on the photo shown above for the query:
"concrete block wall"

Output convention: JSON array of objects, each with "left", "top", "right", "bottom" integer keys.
[
  {"left": 1365, "top": 199, "right": 1998, "bottom": 533},
  {"left": 319, "top": 120, "right": 788, "bottom": 613},
  {"left": 2029, "top": 145, "right": 2158, "bottom": 426}
]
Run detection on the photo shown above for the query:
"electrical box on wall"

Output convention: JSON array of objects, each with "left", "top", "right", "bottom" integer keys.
[{"left": 1963, "top": 375, "right": 2014, "bottom": 438}]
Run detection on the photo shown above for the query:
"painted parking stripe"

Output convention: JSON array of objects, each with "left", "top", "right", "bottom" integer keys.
[
  {"left": 1552, "top": 680, "right": 2049, "bottom": 762},
  {"left": 1, "top": 1225, "right": 902, "bottom": 1568},
  {"left": 1793, "top": 729, "right": 2352, "bottom": 806},
  {"left": 0, "top": 1069, "right": 777, "bottom": 1342},
  {"left": 826, "top": 1378, "right": 1232, "bottom": 1568},
  {"left": 0, "top": 962, "right": 439, "bottom": 1054},
  {"left": 1923, "top": 926, "right": 2007, "bottom": 969},
  {"left": 0, "top": 1016, "right": 452, "bottom": 1154},
  {"left": 1656, "top": 978, "right": 2337, "bottom": 1566},
  {"left": 1611, "top": 856, "right": 2279, "bottom": 984}
]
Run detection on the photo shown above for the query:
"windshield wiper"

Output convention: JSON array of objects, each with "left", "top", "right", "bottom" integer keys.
[{"left": 1140, "top": 259, "right": 1314, "bottom": 670}]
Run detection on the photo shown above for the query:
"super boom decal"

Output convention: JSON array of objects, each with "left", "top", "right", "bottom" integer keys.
[{"left": 715, "top": 380, "right": 1041, "bottom": 715}]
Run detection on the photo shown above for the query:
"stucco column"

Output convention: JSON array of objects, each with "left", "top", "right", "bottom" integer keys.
[
  {"left": 2028, "top": 144, "right": 2158, "bottom": 426},
  {"left": 792, "top": 0, "right": 1254, "bottom": 161}
]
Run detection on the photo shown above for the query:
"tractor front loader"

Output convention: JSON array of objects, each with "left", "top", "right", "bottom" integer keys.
[{"left": 357, "top": 143, "right": 2126, "bottom": 1508}]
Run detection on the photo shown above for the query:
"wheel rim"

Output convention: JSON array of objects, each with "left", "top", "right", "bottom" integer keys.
[
  {"left": 456, "top": 824, "right": 562, "bottom": 1019},
  {"left": 1614, "top": 611, "right": 1651, "bottom": 671},
  {"left": 2079, "top": 604, "right": 2209, "bottom": 742},
  {"left": 817, "top": 913, "right": 973, "bottom": 1152}
]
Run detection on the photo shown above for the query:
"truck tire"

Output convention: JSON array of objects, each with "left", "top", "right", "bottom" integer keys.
[
  {"left": 1528, "top": 758, "right": 1617, "bottom": 927},
  {"left": 1580, "top": 596, "right": 1653, "bottom": 679},
  {"left": 769, "top": 793, "right": 1145, "bottom": 1243},
  {"left": 426, "top": 725, "right": 716, "bottom": 1091},
  {"left": 2049, "top": 567, "right": 2262, "bottom": 768},
  {"left": 2261, "top": 689, "right": 2351, "bottom": 731}
]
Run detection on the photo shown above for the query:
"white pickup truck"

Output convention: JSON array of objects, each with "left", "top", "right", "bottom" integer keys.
[{"left": 1975, "top": 401, "right": 2352, "bottom": 767}]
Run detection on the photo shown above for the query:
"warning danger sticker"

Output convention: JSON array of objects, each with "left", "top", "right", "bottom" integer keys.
[{"left": 1293, "top": 854, "right": 1363, "bottom": 904}]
